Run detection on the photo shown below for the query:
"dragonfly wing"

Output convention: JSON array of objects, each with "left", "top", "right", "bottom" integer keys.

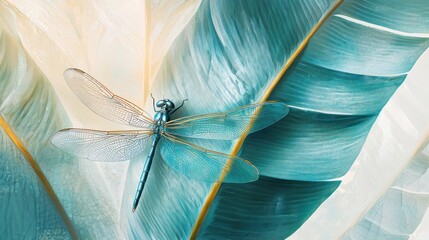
[
  {"left": 51, "top": 128, "right": 152, "bottom": 162},
  {"left": 64, "top": 68, "right": 153, "bottom": 128},
  {"left": 160, "top": 134, "right": 259, "bottom": 183},
  {"left": 164, "top": 101, "right": 288, "bottom": 140}
]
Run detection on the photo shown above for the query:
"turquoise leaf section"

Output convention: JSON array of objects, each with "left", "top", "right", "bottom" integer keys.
[
  {"left": 337, "top": 0, "right": 429, "bottom": 33},
  {"left": 301, "top": 17, "right": 429, "bottom": 76},
  {"left": 243, "top": 0, "right": 429, "bottom": 181},
  {"left": 233, "top": 0, "right": 429, "bottom": 238},
  {"left": 243, "top": 110, "right": 377, "bottom": 180},
  {"left": 123, "top": 0, "right": 340, "bottom": 239},
  {"left": 122, "top": 0, "right": 429, "bottom": 239},
  {"left": 0, "top": 28, "right": 70, "bottom": 239},
  {"left": 199, "top": 178, "right": 340, "bottom": 239},
  {"left": 0, "top": 7, "right": 119, "bottom": 239}
]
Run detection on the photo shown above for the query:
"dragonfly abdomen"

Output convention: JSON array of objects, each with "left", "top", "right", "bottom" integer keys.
[{"left": 132, "top": 134, "right": 160, "bottom": 212}]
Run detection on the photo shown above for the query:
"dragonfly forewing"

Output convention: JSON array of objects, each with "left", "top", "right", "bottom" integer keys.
[
  {"left": 160, "top": 133, "right": 259, "bottom": 183},
  {"left": 164, "top": 101, "right": 288, "bottom": 140},
  {"left": 64, "top": 68, "right": 154, "bottom": 128},
  {"left": 51, "top": 128, "right": 153, "bottom": 162}
]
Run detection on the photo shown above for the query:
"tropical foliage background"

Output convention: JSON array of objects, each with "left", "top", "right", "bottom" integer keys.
[{"left": 1, "top": 0, "right": 429, "bottom": 239}]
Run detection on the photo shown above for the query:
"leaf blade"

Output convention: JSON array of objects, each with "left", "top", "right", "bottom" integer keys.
[{"left": 0, "top": 5, "right": 121, "bottom": 238}]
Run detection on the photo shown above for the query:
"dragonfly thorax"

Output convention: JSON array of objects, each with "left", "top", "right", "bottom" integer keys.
[
  {"left": 154, "top": 111, "right": 170, "bottom": 123},
  {"left": 154, "top": 99, "right": 175, "bottom": 124}
]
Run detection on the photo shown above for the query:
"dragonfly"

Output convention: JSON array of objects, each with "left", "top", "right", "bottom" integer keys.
[{"left": 51, "top": 68, "right": 289, "bottom": 212}]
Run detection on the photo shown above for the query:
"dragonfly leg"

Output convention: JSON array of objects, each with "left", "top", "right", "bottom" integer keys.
[
  {"left": 170, "top": 99, "right": 188, "bottom": 115},
  {"left": 151, "top": 93, "right": 157, "bottom": 112}
]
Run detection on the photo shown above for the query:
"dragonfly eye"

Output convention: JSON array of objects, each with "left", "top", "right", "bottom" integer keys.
[
  {"left": 156, "top": 100, "right": 165, "bottom": 108},
  {"left": 166, "top": 101, "right": 175, "bottom": 110}
]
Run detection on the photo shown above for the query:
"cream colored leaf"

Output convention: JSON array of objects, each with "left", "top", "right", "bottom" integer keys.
[{"left": 4, "top": 0, "right": 201, "bottom": 128}]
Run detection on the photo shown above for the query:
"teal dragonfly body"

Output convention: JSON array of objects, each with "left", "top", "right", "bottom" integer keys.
[
  {"left": 133, "top": 98, "right": 184, "bottom": 212},
  {"left": 52, "top": 68, "right": 289, "bottom": 212}
]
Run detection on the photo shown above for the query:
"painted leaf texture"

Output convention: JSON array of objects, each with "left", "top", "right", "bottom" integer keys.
[
  {"left": 2, "top": 0, "right": 429, "bottom": 240},
  {"left": 0, "top": 5, "right": 120, "bottom": 239},
  {"left": 121, "top": 0, "right": 429, "bottom": 239}
]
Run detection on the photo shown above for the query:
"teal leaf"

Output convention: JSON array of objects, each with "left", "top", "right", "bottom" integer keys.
[
  {"left": 0, "top": 5, "right": 119, "bottom": 239},
  {"left": 337, "top": 0, "right": 429, "bottom": 33},
  {"left": 123, "top": 0, "right": 340, "bottom": 239},
  {"left": 199, "top": 178, "right": 340, "bottom": 239},
  {"left": 300, "top": 16, "right": 429, "bottom": 76},
  {"left": 122, "top": 0, "right": 429, "bottom": 239},
  {"left": 243, "top": 110, "right": 377, "bottom": 180},
  {"left": 0, "top": 17, "right": 71, "bottom": 239}
]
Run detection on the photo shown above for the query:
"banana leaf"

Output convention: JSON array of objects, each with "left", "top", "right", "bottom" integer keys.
[{"left": 122, "top": 0, "right": 429, "bottom": 239}]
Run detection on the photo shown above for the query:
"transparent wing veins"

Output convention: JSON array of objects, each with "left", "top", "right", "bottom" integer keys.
[
  {"left": 64, "top": 68, "right": 154, "bottom": 128},
  {"left": 160, "top": 133, "right": 258, "bottom": 183},
  {"left": 164, "top": 101, "right": 289, "bottom": 140},
  {"left": 51, "top": 128, "right": 153, "bottom": 162}
]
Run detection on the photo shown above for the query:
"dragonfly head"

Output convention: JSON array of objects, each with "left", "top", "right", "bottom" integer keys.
[{"left": 156, "top": 99, "right": 175, "bottom": 112}]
